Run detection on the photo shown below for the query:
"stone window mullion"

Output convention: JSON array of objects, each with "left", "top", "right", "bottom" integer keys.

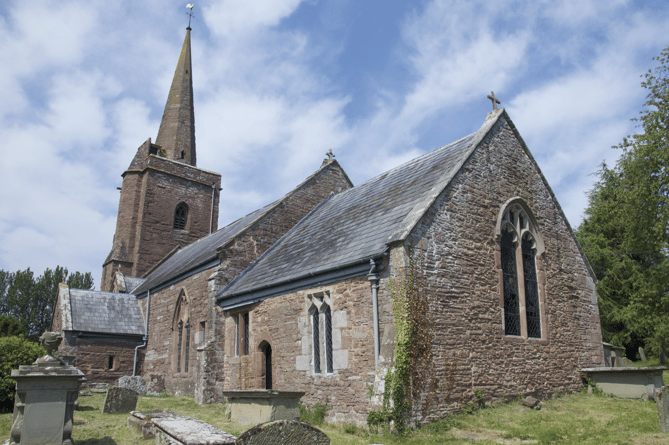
[{"left": 515, "top": 241, "right": 528, "bottom": 338}]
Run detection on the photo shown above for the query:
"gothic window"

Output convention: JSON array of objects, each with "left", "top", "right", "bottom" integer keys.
[
  {"left": 496, "top": 198, "right": 545, "bottom": 339},
  {"left": 172, "top": 290, "right": 191, "bottom": 373},
  {"left": 324, "top": 305, "right": 333, "bottom": 373},
  {"left": 174, "top": 203, "right": 188, "bottom": 230},
  {"left": 243, "top": 312, "right": 250, "bottom": 356},
  {"left": 312, "top": 308, "right": 320, "bottom": 373},
  {"left": 309, "top": 292, "right": 333, "bottom": 374}
]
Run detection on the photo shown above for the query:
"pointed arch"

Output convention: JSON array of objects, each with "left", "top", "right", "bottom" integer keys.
[
  {"left": 495, "top": 198, "right": 547, "bottom": 340},
  {"left": 174, "top": 202, "right": 189, "bottom": 230},
  {"left": 172, "top": 289, "right": 192, "bottom": 373}
]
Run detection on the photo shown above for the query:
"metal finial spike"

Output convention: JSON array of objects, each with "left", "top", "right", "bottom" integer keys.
[
  {"left": 487, "top": 91, "right": 501, "bottom": 111},
  {"left": 186, "top": 3, "right": 195, "bottom": 29}
]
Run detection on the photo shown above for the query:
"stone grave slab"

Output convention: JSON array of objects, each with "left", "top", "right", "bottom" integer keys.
[
  {"left": 235, "top": 420, "right": 330, "bottom": 445},
  {"left": 102, "top": 387, "right": 139, "bottom": 414},
  {"left": 152, "top": 412, "right": 237, "bottom": 445}
]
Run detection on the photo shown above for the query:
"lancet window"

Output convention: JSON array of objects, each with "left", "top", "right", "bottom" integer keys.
[
  {"left": 172, "top": 290, "right": 191, "bottom": 373},
  {"left": 309, "top": 292, "right": 333, "bottom": 374}
]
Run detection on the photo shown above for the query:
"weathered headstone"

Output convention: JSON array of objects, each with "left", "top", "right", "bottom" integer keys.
[
  {"left": 102, "top": 387, "right": 139, "bottom": 414},
  {"left": 116, "top": 375, "right": 146, "bottom": 395},
  {"left": 657, "top": 386, "right": 669, "bottom": 433},
  {"left": 235, "top": 420, "right": 330, "bottom": 445},
  {"left": 639, "top": 347, "right": 647, "bottom": 362}
]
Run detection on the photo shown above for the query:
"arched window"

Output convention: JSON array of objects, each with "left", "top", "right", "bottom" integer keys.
[
  {"left": 496, "top": 198, "right": 545, "bottom": 339},
  {"left": 173, "top": 203, "right": 188, "bottom": 230},
  {"left": 309, "top": 293, "right": 333, "bottom": 374},
  {"left": 172, "top": 290, "right": 191, "bottom": 373}
]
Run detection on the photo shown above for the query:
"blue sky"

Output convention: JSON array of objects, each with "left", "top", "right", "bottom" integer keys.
[{"left": 0, "top": 0, "right": 667, "bottom": 289}]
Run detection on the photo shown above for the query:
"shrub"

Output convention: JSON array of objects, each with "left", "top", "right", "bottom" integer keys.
[
  {"left": 0, "top": 336, "right": 45, "bottom": 412},
  {"left": 299, "top": 401, "right": 328, "bottom": 426}
]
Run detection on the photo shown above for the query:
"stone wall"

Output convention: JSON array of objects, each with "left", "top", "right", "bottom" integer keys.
[
  {"left": 58, "top": 332, "right": 143, "bottom": 384},
  {"left": 222, "top": 275, "right": 393, "bottom": 425},
  {"left": 139, "top": 161, "right": 353, "bottom": 399},
  {"left": 101, "top": 154, "right": 221, "bottom": 291},
  {"left": 403, "top": 114, "right": 603, "bottom": 422}
]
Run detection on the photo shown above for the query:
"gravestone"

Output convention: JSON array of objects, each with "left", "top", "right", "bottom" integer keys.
[
  {"left": 116, "top": 375, "right": 146, "bottom": 395},
  {"left": 10, "top": 332, "right": 84, "bottom": 445},
  {"left": 639, "top": 347, "right": 647, "bottom": 362},
  {"left": 658, "top": 386, "right": 669, "bottom": 433},
  {"left": 235, "top": 420, "right": 329, "bottom": 445},
  {"left": 102, "top": 387, "right": 139, "bottom": 414}
]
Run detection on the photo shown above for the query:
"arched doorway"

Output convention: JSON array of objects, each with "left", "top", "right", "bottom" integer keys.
[{"left": 262, "top": 342, "right": 272, "bottom": 390}]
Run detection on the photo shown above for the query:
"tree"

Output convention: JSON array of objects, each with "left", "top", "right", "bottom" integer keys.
[
  {"left": 0, "top": 267, "right": 94, "bottom": 341},
  {"left": 0, "top": 336, "right": 45, "bottom": 412},
  {"left": 577, "top": 46, "right": 669, "bottom": 359},
  {"left": 0, "top": 315, "right": 23, "bottom": 337}
]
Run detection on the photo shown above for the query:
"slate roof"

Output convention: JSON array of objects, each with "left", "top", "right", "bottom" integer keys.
[
  {"left": 132, "top": 159, "right": 352, "bottom": 296},
  {"left": 123, "top": 276, "right": 146, "bottom": 293},
  {"left": 68, "top": 289, "right": 145, "bottom": 336},
  {"left": 132, "top": 204, "right": 272, "bottom": 295},
  {"left": 217, "top": 110, "right": 503, "bottom": 305}
]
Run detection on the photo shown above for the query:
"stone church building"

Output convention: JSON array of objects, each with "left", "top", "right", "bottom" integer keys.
[{"left": 52, "top": 26, "right": 604, "bottom": 424}]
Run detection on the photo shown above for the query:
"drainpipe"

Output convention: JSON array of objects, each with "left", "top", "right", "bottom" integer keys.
[
  {"left": 368, "top": 259, "right": 380, "bottom": 370},
  {"left": 133, "top": 290, "right": 150, "bottom": 376}
]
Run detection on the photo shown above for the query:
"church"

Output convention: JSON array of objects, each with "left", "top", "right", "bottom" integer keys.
[{"left": 52, "top": 25, "right": 604, "bottom": 425}]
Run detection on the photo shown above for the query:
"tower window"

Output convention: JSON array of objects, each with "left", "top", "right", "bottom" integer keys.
[
  {"left": 174, "top": 203, "right": 188, "bottom": 230},
  {"left": 181, "top": 150, "right": 185, "bottom": 159}
]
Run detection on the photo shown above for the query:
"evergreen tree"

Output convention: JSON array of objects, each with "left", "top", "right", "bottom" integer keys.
[
  {"left": 0, "top": 267, "right": 94, "bottom": 341},
  {"left": 577, "top": 46, "right": 669, "bottom": 359}
]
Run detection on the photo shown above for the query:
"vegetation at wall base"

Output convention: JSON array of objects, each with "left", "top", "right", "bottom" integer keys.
[
  {"left": 0, "top": 391, "right": 665, "bottom": 444},
  {"left": 576, "top": 46, "right": 669, "bottom": 359}
]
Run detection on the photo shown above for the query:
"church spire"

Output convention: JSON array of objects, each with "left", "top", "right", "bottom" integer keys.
[{"left": 155, "top": 27, "right": 196, "bottom": 166}]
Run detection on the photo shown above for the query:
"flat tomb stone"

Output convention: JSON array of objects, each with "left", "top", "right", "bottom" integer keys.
[
  {"left": 581, "top": 367, "right": 669, "bottom": 399},
  {"left": 236, "top": 420, "right": 329, "bottom": 445},
  {"left": 222, "top": 391, "right": 304, "bottom": 425},
  {"left": 102, "top": 387, "right": 139, "bottom": 414},
  {"left": 152, "top": 412, "right": 237, "bottom": 445}
]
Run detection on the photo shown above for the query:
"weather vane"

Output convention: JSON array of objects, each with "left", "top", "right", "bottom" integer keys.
[{"left": 186, "top": 3, "right": 195, "bottom": 29}]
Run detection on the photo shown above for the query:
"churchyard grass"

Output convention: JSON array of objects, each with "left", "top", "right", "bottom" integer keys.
[{"left": 0, "top": 390, "right": 665, "bottom": 444}]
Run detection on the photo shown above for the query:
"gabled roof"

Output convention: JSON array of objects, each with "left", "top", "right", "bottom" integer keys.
[
  {"left": 59, "top": 287, "right": 145, "bottom": 336},
  {"left": 132, "top": 159, "right": 353, "bottom": 296},
  {"left": 216, "top": 110, "right": 504, "bottom": 308}
]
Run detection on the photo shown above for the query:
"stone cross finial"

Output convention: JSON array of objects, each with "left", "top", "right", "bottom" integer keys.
[
  {"left": 326, "top": 149, "right": 335, "bottom": 160},
  {"left": 487, "top": 91, "right": 501, "bottom": 110}
]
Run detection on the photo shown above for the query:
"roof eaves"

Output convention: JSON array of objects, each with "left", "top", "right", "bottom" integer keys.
[
  {"left": 218, "top": 255, "right": 381, "bottom": 310},
  {"left": 387, "top": 109, "right": 504, "bottom": 244}
]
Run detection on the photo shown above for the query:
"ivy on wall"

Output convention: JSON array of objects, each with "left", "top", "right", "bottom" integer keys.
[{"left": 368, "top": 251, "right": 433, "bottom": 433}]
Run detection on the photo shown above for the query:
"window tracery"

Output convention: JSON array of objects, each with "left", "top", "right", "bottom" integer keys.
[
  {"left": 496, "top": 198, "right": 545, "bottom": 339},
  {"left": 174, "top": 202, "right": 188, "bottom": 230}
]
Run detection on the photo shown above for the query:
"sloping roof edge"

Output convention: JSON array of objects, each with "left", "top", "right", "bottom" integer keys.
[
  {"left": 499, "top": 109, "right": 598, "bottom": 284},
  {"left": 387, "top": 108, "right": 504, "bottom": 244},
  {"left": 215, "top": 193, "right": 339, "bottom": 304}
]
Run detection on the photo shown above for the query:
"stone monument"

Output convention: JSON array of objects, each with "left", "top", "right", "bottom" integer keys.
[{"left": 9, "top": 332, "right": 85, "bottom": 445}]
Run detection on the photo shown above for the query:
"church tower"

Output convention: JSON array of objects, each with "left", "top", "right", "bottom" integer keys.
[{"left": 101, "top": 27, "right": 221, "bottom": 291}]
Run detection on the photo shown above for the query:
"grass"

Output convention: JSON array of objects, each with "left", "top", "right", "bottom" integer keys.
[{"left": 0, "top": 391, "right": 665, "bottom": 444}]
